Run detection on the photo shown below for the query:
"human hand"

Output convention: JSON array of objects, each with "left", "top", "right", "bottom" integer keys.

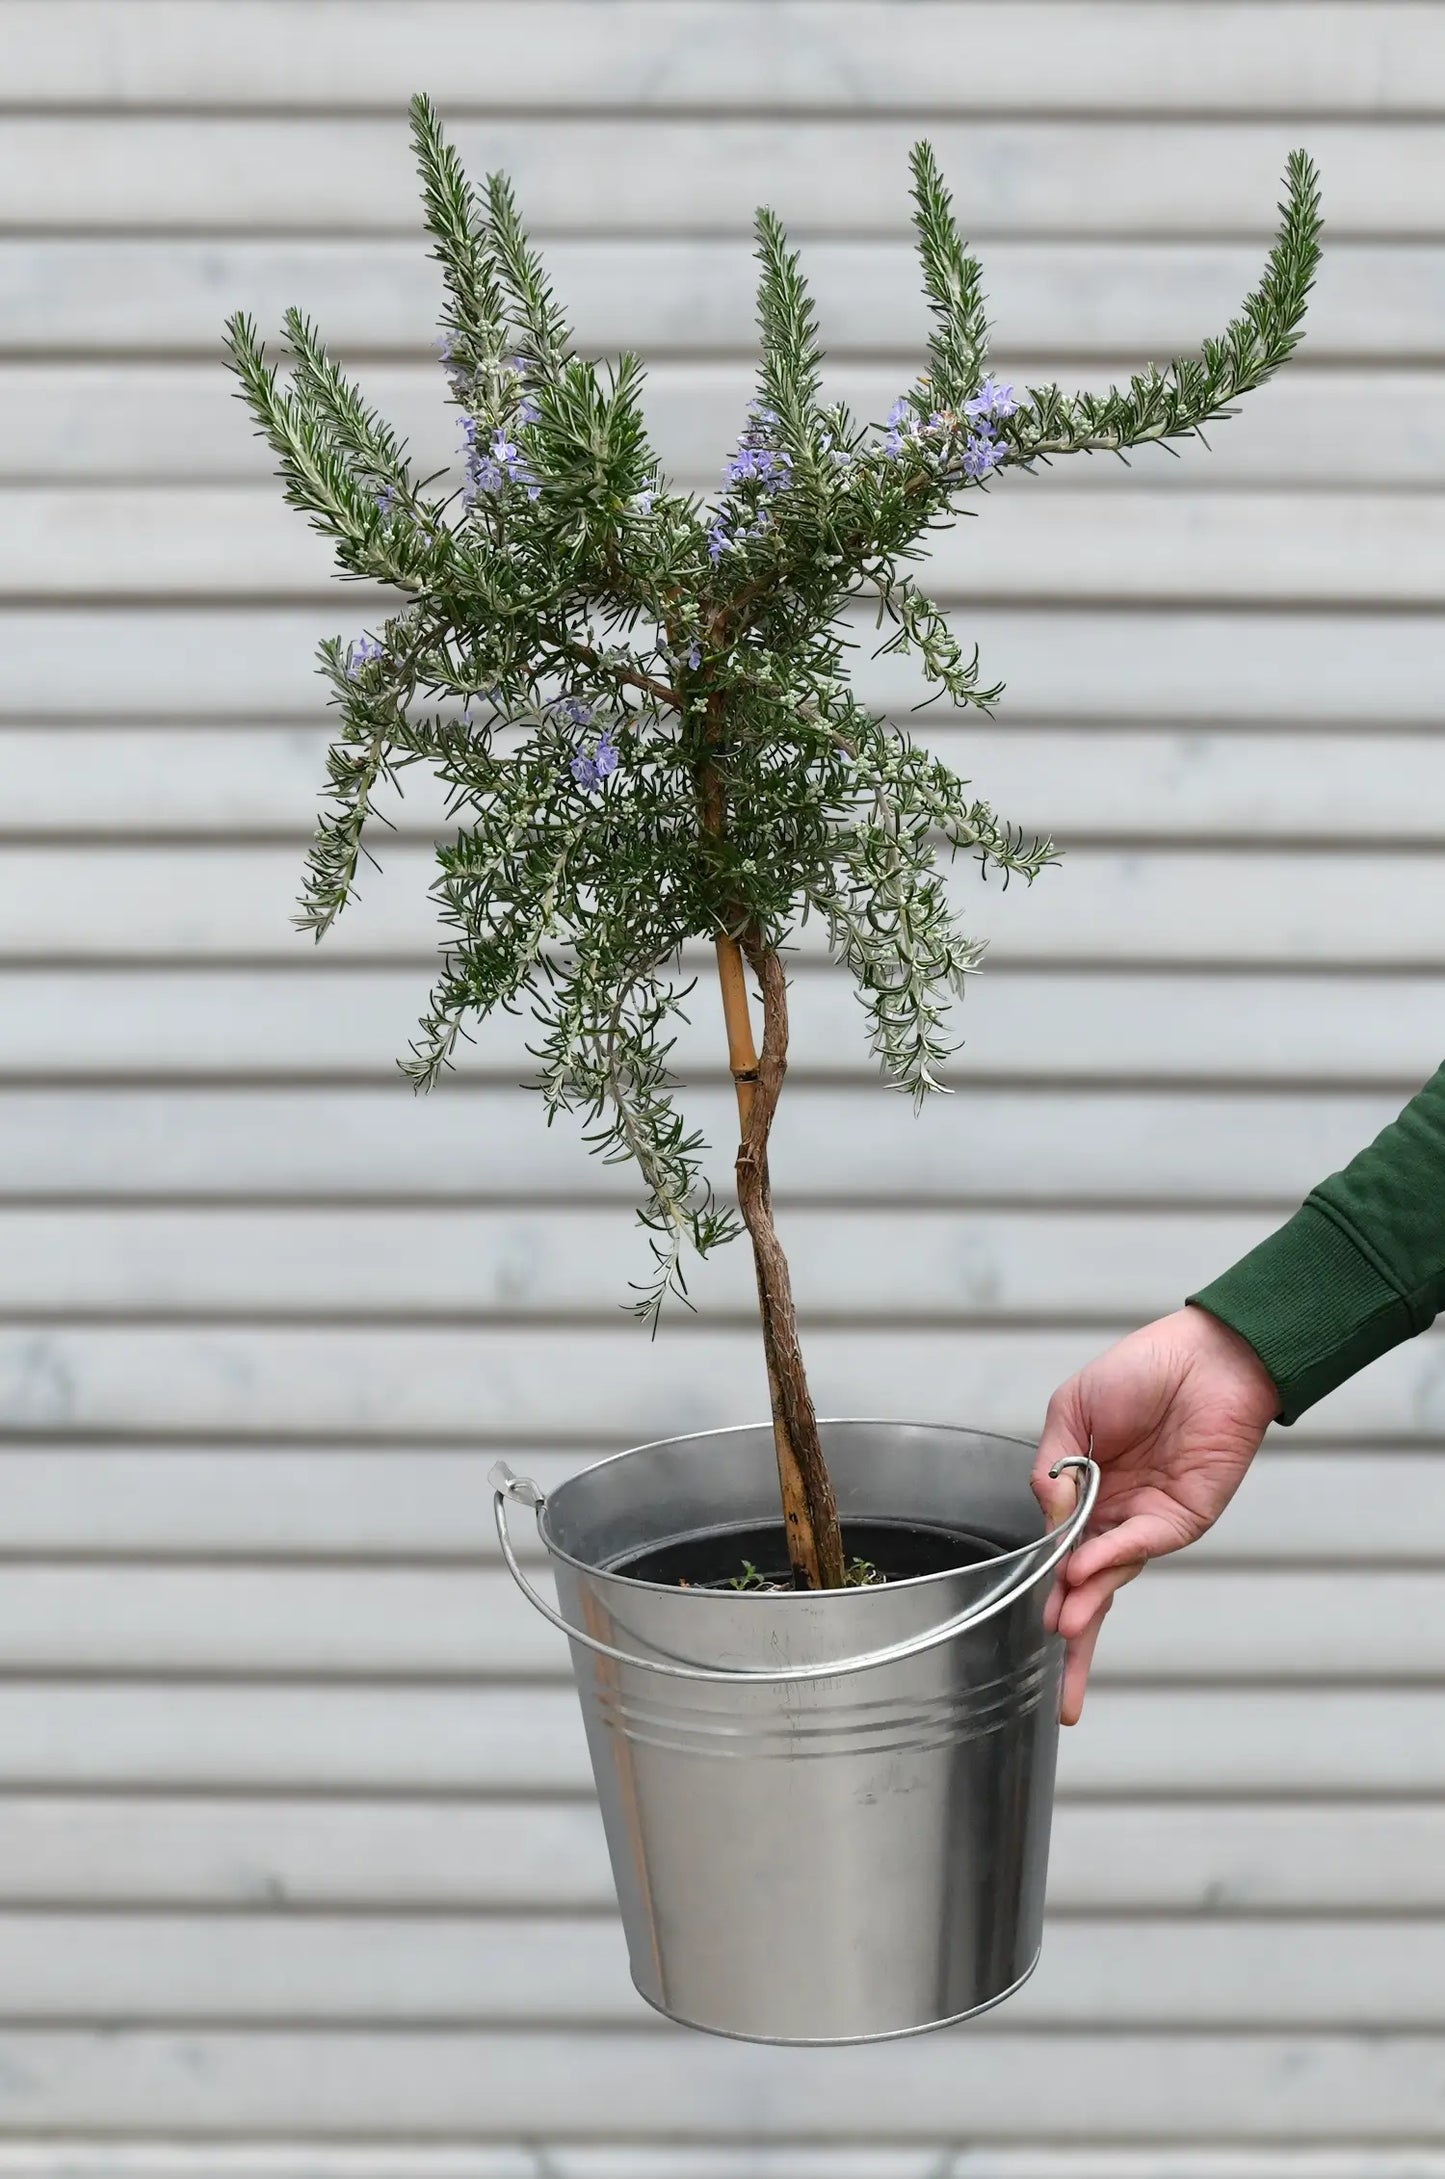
[{"left": 1033, "top": 1305, "right": 1280, "bottom": 1724}]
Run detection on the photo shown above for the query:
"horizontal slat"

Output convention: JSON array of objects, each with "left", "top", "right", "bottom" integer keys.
[
  {"left": 3, "top": 966, "right": 1443, "bottom": 1085},
  {"left": 0, "top": 1563, "right": 1431, "bottom": 1680},
  {"left": 13, "top": 724, "right": 1445, "bottom": 845},
  {"left": 451, "top": 2160, "right": 1445, "bottom": 2179},
  {"left": 10, "top": 117, "right": 1442, "bottom": 237},
  {"left": 39, "top": 114, "right": 1445, "bottom": 239},
  {"left": 0, "top": 1911, "right": 1432, "bottom": 2028},
  {"left": 0, "top": 1796, "right": 1432, "bottom": 1914},
  {"left": 0, "top": 2153, "right": 542, "bottom": 2179},
  {"left": 7, "top": 843, "right": 1445, "bottom": 967},
  {"left": 0, "top": 1084, "right": 1405, "bottom": 1205},
  {"left": 5, "top": 2, "right": 1445, "bottom": 116},
  {"left": 0, "top": 2142, "right": 1395, "bottom": 2179},
  {"left": 12, "top": 609, "right": 1445, "bottom": 725},
  {"left": 0, "top": 1204, "right": 1307, "bottom": 1318},
  {"left": 4, "top": 1323, "right": 1445, "bottom": 1442},
  {"left": 12, "top": 488, "right": 1445, "bottom": 611},
  {"left": 0, "top": 1682, "right": 1429, "bottom": 1793},
  {"left": 0, "top": 2026, "right": 1432, "bottom": 2138},
  {"left": 0, "top": 1445, "right": 1425, "bottom": 1567},
  {"left": 0, "top": 238, "right": 1433, "bottom": 362},
  {"left": 5, "top": 365, "right": 1442, "bottom": 489},
  {"left": 559, "top": 2160, "right": 1445, "bottom": 2179},
  {"left": 0, "top": 2147, "right": 1428, "bottom": 2178},
  {"left": 0, "top": 2156, "right": 1431, "bottom": 2179}
]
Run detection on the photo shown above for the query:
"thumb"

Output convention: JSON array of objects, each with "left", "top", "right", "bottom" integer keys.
[
  {"left": 1038, "top": 1462, "right": 1079, "bottom": 1534},
  {"left": 1032, "top": 1382, "right": 1089, "bottom": 1528}
]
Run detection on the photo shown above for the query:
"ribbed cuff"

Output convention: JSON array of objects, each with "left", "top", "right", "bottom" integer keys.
[{"left": 1190, "top": 1199, "right": 1417, "bottom": 1425}]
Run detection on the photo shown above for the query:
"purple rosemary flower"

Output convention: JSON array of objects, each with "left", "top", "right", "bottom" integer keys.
[
  {"left": 515, "top": 394, "right": 541, "bottom": 426},
  {"left": 464, "top": 454, "right": 501, "bottom": 501},
  {"left": 346, "top": 635, "right": 384, "bottom": 678},
  {"left": 464, "top": 422, "right": 540, "bottom": 504},
  {"left": 569, "top": 728, "right": 618, "bottom": 793},
  {"left": 560, "top": 696, "right": 594, "bottom": 728},
  {"left": 633, "top": 488, "right": 655, "bottom": 516},
  {"left": 881, "top": 396, "right": 925, "bottom": 461},
  {"left": 374, "top": 483, "right": 398, "bottom": 517},
  {"left": 965, "top": 375, "right": 1018, "bottom": 422},
  {"left": 687, "top": 642, "right": 701, "bottom": 671},
  {"left": 707, "top": 517, "right": 731, "bottom": 562},
  {"left": 962, "top": 431, "right": 1003, "bottom": 479},
  {"left": 740, "top": 399, "right": 780, "bottom": 448},
  {"left": 723, "top": 398, "right": 793, "bottom": 501},
  {"left": 724, "top": 443, "right": 792, "bottom": 489}
]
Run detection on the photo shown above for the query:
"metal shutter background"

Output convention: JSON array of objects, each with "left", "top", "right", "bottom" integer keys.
[{"left": 0, "top": 3, "right": 1443, "bottom": 2171}]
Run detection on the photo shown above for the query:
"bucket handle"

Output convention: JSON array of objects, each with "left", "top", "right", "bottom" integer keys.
[{"left": 489, "top": 1454, "right": 1100, "bottom": 1685}]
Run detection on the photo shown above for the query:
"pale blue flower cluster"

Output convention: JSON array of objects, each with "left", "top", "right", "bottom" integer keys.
[
  {"left": 570, "top": 726, "right": 620, "bottom": 792},
  {"left": 725, "top": 443, "right": 792, "bottom": 490},
  {"left": 882, "top": 394, "right": 923, "bottom": 459},
  {"left": 554, "top": 696, "right": 620, "bottom": 791},
  {"left": 345, "top": 634, "right": 384, "bottom": 678},
  {"left": 882, "top": 373, "right": 1018, "bottom": 480},
  {"left": 463, "top": 416, "right": 540, "bottom": 504},
  {"left": 960, "top": 374, "right": 1018, "bottom": 477},
  {"left": 437, "top": 339, "right": 543, "bottom": 498},
  {"left": 709, "top": 402, "right": 793, "bottom": 562},
  {"left": 966, "top": 375, "right": 1019, "bottom": 422}
]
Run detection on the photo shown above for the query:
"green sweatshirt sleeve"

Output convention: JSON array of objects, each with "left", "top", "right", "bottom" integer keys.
[{"left": 1190, "top": 1064, "right": 1445, "bottom": 1424}]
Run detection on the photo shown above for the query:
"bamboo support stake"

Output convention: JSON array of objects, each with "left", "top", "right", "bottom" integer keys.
[{"left": 714, "top": 929, "right": 759, "bottom": 1135}]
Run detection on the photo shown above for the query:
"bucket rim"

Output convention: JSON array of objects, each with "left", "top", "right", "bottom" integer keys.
[{"left": 535, "top": 1415, "right": 1053, "bottom": 1599}]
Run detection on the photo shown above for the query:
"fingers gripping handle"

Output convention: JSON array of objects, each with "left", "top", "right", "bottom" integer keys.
[{"left": 489, "top": 1455, "right": 1100, "bottom": 1687}]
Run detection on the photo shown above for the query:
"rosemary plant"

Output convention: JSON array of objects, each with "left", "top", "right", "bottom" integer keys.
[{"left": 226, "top": 101, "right": 1321, "bottom": 1589}]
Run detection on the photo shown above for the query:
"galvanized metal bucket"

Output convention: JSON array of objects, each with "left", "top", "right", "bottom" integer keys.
[{"left": 492, "top": 1419, "right": 1098, "bottom": 2045}]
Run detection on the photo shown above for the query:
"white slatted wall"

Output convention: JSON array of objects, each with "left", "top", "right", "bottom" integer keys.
[{"left": 0, "top": 2, "right": 1443, "bottom": 2171}]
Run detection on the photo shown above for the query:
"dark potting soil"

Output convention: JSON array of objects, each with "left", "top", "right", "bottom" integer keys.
[{"left": 613, "top": 1516, "right": 1005, "bottom": 1591}]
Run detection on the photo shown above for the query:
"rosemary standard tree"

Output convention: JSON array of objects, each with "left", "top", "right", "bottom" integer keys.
[{"left": 227, "top": 101, "right": 1321, "bottom": 1591}]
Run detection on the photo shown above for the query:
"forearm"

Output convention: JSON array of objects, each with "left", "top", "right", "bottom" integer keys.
[{"left": 1192, "top": 1063, "right": 1445, "bottom": 1422}]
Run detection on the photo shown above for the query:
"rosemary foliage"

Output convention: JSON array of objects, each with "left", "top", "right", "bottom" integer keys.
[{"left": 226, "top": 103, "right": 1321, "bottom": 1322}]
